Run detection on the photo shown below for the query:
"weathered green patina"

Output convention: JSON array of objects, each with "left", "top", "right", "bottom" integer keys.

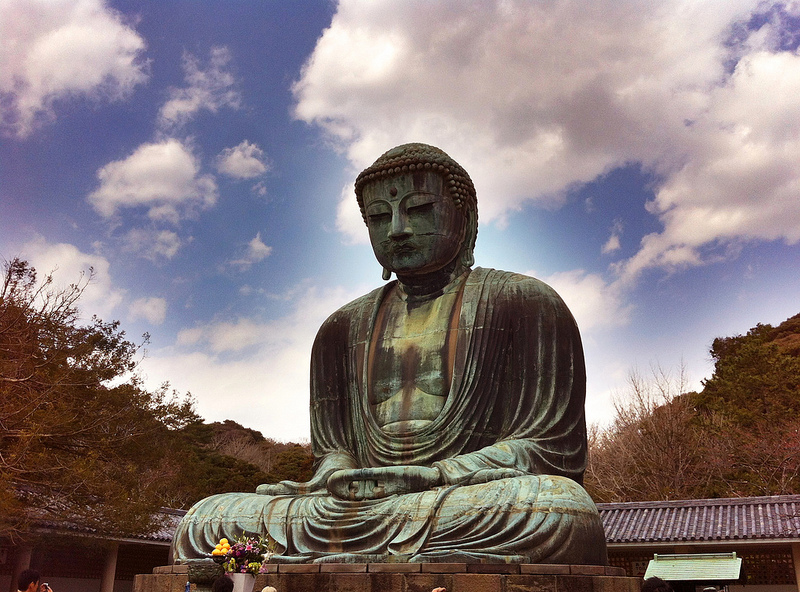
[{"left": 172, "top": 143, "right": 608, "bottom": 565}]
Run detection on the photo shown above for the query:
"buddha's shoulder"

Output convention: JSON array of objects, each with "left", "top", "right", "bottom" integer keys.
[
  {"left": 473, "top": 267, "right": 565, "bottom": 305},
  {"left": 317, "top": 285, "right": 387, "bottom": 329}
]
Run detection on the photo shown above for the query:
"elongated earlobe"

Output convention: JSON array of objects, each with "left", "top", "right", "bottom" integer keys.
[
  {"left": 382, "top": 267, "right": 392, "bottom": 281},
  {"left": 460, "top": 209, "right": 477, "bottom": 268}
]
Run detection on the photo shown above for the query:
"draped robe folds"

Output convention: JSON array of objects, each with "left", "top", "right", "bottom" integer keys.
[{"left": 171, "top": 268, "right": 608, "bottom": 564}]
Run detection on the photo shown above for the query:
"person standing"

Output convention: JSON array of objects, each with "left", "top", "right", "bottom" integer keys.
[{"left": 17, "top": 569, "right": 53, "bottom": 592}]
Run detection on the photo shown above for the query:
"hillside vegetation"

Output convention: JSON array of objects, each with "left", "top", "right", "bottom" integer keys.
[
  {"left": 157, "top": 420, "right": 312, "bottom": 509},
  {"left": 0, "top": 258, "right": 311, "bottom": 541},
  {"left": 586, "top": 313, "right": 800, "bottom": 502}
]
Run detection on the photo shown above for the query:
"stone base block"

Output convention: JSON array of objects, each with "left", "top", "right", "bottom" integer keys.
[{"left": 134, "top": 565, "right": 638, "bottom": 592}]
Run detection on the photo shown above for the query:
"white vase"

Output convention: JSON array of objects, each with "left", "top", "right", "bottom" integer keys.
[{"left": 229, "top": 573, "right": 256, "bottom": 592}]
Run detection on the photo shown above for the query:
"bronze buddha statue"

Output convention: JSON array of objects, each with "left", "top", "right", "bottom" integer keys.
[{"left": 172, "top": 143, "right": 607, "bottom": 565}]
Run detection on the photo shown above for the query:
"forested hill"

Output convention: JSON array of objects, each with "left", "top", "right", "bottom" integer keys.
[
  {"left": 157, "top": 419, "right": 313, "bottom": 510},
  {"left": 586, "top": 312, "right": 800, "bottom": 503},
  {"left": 0, "top": 258, "right": 313, "bottom": 541},
  {"left": 764, "top": 312, "right": 800, "bottom": 355}
]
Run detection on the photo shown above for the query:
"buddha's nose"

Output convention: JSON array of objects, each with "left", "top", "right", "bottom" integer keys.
[{"left": 389, "top": 212, "right": 412, "bottom": 239}]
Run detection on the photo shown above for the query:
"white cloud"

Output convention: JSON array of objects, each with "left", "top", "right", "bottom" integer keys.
[
  {"left": 216, "top": 140, "right": 270, "bottom": 179},
  {"left": 130, "top": 297, "right": 167, "bottom": 325},
  {"left": 158, "top": 46, "right": 240, "bottom": 129},
  {"left": 602, "top": 220, "right": 623, "bottom": 255},
  {"left": 0, "top": 0, "right": 147, "bottom": 138},
  {"left": 251, "top": 181, "right": 268, "bottom": 197},
  {"left": 142, "top": 284, "right": 365, "bottom": 441},
  {"left": 20, "top": 237, "right": 124, "bottom": 320},
  {"left": 538, "top": 269, "right": 631, "bottom": 332},
  {"left": 177, "top": 317, "right": 263, "bottom": 353},
  {"left": 87, "top": 138, "right": 217, "bottom": 222},
  {"left": 229, "top": 232, "right": 272, "bottom": 271},
  {"left": 122, "top": 227, "right": 183, "bottom": 260},
  {"left": 602, "top": 234, "right": 621, "bottom": 255},
  {"left": 616, "top": 46, "right": 800, "bottom": 284},
  {"left": 336, "top": 183, "right": 369, "bottom": 245},
  {"left": 293, "top": 0, "right": 800, "bottom": 284}
]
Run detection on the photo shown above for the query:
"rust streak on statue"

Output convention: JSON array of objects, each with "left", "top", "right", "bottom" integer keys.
[{"left": 171, "top": 142, "right": 608, "bottom": 566}]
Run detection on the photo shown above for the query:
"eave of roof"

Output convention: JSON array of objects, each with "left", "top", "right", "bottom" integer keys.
[
  {"left": 32, "top": 507, "right": 187, "bottom": 544},
  {"left": 599, "top": 494, "right": 800, "bottom": 544}
]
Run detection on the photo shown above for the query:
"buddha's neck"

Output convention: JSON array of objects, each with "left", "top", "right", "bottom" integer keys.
[{"left": 396, "top": 259, "right": 469, "bottom": 300}]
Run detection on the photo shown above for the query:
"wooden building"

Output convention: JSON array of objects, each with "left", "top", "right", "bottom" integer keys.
[
  {"left": 600, "top": 495, "right": 800, "bottom": 592},
  {"left": 0, "top": 510, "right": 182, "bottom": 592}
]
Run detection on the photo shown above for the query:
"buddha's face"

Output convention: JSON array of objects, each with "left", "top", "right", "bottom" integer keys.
[{"left": 362, "top": 171, "right": 466, "bottom": 277}]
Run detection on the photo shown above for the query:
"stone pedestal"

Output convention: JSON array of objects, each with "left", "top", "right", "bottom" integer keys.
[{"left": 133, "top": 563, "right": 640, "bottom": 592}]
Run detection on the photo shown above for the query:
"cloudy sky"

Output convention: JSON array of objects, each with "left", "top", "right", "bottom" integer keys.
[{"left": 2, "top": 0, "right": 800, "bottom": 442}]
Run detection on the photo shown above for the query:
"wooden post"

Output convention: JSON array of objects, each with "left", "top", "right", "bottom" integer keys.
[
  {"left": 10, "top": 546, "right": 32, "bottom": 592},
  {"left": 100, "top": 542, "right": 119, "bottom": 592},
  {"left": 791, "top": 542, "right": 800, "bottom": 592}
]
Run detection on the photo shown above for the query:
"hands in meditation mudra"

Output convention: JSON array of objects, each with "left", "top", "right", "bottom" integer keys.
[{"left": 172, "top": 143, "right": 608, "bottom": 565}]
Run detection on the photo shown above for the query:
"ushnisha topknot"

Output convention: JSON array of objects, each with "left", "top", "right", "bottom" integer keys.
[{"left": 354, "top": 143, "right": 477, "bottom": 225}]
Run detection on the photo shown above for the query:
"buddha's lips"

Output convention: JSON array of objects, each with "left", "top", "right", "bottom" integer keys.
[{"left": 390, "top": 242, "right": 416, "bottom": 254}]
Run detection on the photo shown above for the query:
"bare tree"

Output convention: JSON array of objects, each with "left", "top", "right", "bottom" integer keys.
[{"left": 586, "top": 364, "right": 712, "bottom": 502}]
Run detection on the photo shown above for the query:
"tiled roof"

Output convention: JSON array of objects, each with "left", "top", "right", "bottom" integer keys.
[
  {"left": 35, "top": 507, "right": 186, "bottom": 544},
  {"left": 598, "top": 495, "right": 800, "bottom": 544},
  {"left": 147, "top": 508, "right": 186, "bottom": 543}
]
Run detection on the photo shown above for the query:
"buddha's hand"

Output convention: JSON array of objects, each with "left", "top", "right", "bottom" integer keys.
[
  {"left": 327, "top": 466, "right": 442, "bottom": 501},
  {"left": 256, "top": 468, "right": 331, "bottom": 496},
  {"left": 465, "top": 468, "right": 526, "bottom": 485}
]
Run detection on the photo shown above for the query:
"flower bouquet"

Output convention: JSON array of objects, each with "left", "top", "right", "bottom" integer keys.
[{"left": 211, "top": 533, "right": 276, "bottom": 575}]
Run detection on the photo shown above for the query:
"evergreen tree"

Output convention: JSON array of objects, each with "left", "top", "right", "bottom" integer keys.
[{"left": 0, "top": 258, "right": 196, "bottom": 541}]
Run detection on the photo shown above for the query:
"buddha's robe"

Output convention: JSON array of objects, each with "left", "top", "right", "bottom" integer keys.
[{"left": 171, "top": 268, "right": 607, "bottom": 564}]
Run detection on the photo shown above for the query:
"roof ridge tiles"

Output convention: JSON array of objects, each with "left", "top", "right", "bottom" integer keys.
[
  {"left": 599, "top": 495, "right": 800, "bottom": 543},
  {"left": 597, "top": 494, "right": 800, "bottom": 511}
]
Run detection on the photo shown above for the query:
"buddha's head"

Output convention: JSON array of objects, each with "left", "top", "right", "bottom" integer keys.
[{"left": 355, "top": 143, "right": 478, "bottom": 280}]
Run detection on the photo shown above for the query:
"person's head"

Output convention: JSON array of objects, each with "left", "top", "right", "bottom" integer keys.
[
  {"left": 17, "top": 569, "right": 40, "bottom": 592},
  {"left": 642, "top": 577, "right": 672, "bottom": 592},
  {"left": 355, "top": 143, "right": 478, "bottom": 279},
  {"left": 211, "top": 575, "right": 234, "bottom": 592}
]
